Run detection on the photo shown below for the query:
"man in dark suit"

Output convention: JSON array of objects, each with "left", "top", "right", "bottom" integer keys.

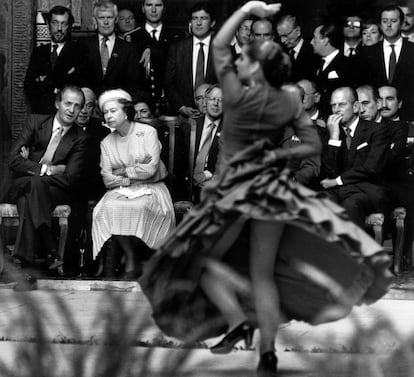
[
  {"left": 311, "top": 23, "right": 352, "bottom": 119},
  {"left": 81, "top": 1, "right": 140, "bottom": 97},
  {"left": 188, "top": 85, "right": 222, "bottom": 202},
  {"left": 276, "top": 14, "right": 319, "bottom": 82},
  {"left": 129, "top": 0, "right": 184, "bottom": 114},
  {"left": 164, "top": 1, "right": 218, "bottom": 118},
  {"left": 320, "top": 87, "right": 390, "bottom": 228},
  {"left": 341, "top": 15, "right": 363, "bottom": 58},
  {"left": 6, "top": 85, "right": 89, "bottom": 269},
  {"left": 24, "top": 6, "right": 86, "bottom": 114},
  {"left": 358, "top": 4, "right": 414, "bottom": 121}
]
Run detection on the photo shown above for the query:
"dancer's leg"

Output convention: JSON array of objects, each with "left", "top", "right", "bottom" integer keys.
[
  {"left": 113, "top": 235, "right": 135, "bottom": 272},
  {"left": 250, "top": 220, "right": 284, "bottom": 353},
  {"left": 201, "top": 268, "right": 247, "bottom": 330}
]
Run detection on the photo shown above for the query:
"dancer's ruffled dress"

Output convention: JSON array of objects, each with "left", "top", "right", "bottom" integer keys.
[{"left": 140, "top": 42, "right": 392, "bottom": 343}]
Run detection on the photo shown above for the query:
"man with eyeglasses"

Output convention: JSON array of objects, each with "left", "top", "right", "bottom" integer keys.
[
  {"left": 276, "top": 14, "right": 319, "bottom": 82},
  {"left": 24, "top": 6, "right": 87, "bottom": 114},
  {"left": 341, "top": 15, "right": 363, "bottom": 58},
  {"left": 189, "top": 85, "right": 223, "bottom": 202},
  {"left": 358, "top": 4, "right": 414, "bottom": 122},
  {"left": 164, "top": 1, "right": 217, "bottom": 118}
]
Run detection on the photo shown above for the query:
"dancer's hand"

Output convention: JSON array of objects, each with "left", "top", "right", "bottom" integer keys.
[
  {"left": 241, "top": 1, "right": 281, "bottom": 18},
  {"left": 20, "top": 146, "right": 29, "bottom": 159},
  {"left": 320, "top": 178, "right": 337, "bottom": 189}
]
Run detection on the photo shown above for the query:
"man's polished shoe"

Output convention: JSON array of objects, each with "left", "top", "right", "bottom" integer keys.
[
  {"left": 257, "top": 351, "right": 278, "bottom": 377},
  {"left": 210, "top": 321, "right": 255, "bottom": 354}
]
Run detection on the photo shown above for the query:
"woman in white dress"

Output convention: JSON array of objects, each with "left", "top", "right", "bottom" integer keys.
[{"left": 92, "top": 89, "right": 175, "bottom": 278}]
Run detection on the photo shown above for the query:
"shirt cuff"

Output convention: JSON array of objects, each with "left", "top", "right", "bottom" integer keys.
[
  {"left": 336, "top": 176, "right": 343, "bottom": 186},
  {"left": 40, "top": 164, "right": 48, "bottom": 176},
  {"left": 328, "top": 139, "right": 342, "bottom": 147}
]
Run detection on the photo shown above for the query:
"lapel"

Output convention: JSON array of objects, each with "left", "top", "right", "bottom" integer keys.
[
  {"left": 347, "top": 119, "right": 366, "bottom": 160},
  {"left": 53, "top": 124, "right": 79, "bottom": 163},
  {"left": 205, "top": 39, "right": 215, "bottom": 81},
  {"left": 91, "top": 37, "right": 104, "bottom": 78},
  {"left": 194, "top": 116, "right": 204, "bottom": 153},
  {"left": 183, "top": 38, "right": 194, "bottom": 90},
  {"left": 38, "top": 117, "right": 54, "bottom": 148},
  {"left": 210, "top": 120, "right": 222, "bottom": 152},
  {"left": 376, "top": 42, "right": 387, "bottom": 81},
  {"left": 394, "top": 39, "right": 409, "bottom": 81}
]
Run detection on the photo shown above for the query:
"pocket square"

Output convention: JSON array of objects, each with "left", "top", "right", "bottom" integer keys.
[
  {"left": 328, "top": 70, "right": 339, "bottom": 79},
  {"left": 356, "top": 142, "right": 368, "bottom": 150},
  {"left": 67, "top": 67, "right": 75, "bottom": 74},
  {"left": 390, "top": 142, "right": 395, "bottom": 149}
]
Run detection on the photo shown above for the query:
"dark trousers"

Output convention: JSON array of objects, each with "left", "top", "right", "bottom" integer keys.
[{"left": 8, "top": 176, "right": 68, "bottom": 262}]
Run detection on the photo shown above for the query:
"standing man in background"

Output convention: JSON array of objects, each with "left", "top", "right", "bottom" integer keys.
[{"left": 24, "top": 6, "right": 86, "bottom": 114}]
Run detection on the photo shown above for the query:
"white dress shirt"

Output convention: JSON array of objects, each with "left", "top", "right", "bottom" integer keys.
[
  {"left": 383, "top": 38, "right": 403, "bottom": 80},
  {"left": 192, "top": 35, "right": 211, "bottom": 86}
]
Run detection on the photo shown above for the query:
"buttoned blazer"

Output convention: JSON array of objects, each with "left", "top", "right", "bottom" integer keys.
[
  {"left": 164, "top": 37, "right": 218, "bottom": 112},
  {"left": 130, "top": 26, "right": 184, "bottom": 98},
  {"left": 358, "top": 39, "right": 414, "bottom": 120},
  {"left": 24, "top": 41, "right": 87, "bottom": 114},
  {"left": 82, "top": 36, "right": 140, "bottom": 96},
  {"left": 9, "top": 115, "right": 89, "bottom": 190},
  {"left": 321, "top": 119, "right": 390, "bottom": 187}
]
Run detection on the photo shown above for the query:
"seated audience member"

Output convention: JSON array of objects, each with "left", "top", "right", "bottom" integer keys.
[
  {"left": 81, "top": 1, "right": 140, "bottom": 97},
  {"left": 400, "top": 1, "right": 414, "bottom": 42},
  {"left": 191, "top": 85, "right": 223, "bottom": 202},
  {"left": 164, "top": 1, "right": 217, "bottom": 118},
  {"left": 297, "top": 79, "right": 325, "bottom": 127},
  {"left": 361, "top": 19, "right": 383, "bottom": 46},
  {"left": 194, "top": 83, "right": 211, "bottom": 114},
  {"left": 231, "top": 18, "right": 253, "bottom": 57},
  {"left": 6, "top": 85, "right": 88, "bottom": 270},
  {"left": 116, "top": 8, "right": 138, "bottom": 41},
  {"left": 379, "top": 84, "right": 413, "bottom": 269},
  {"left": 356, "top": 85, "right": 383, "bottom": 123},
  {"left": 341, "top": 14, "right": 363, "bottom": 57},
  {"left": 276, "top": 14, "right": 319, "bottom": 81},
  {"left": 280, "top": 83, "right": 321, "bottom": 188},
  {"left": 251, "top": 18, "right": 274, "bottom": 41},
  {"left": 92, "top": 89, "right": 175, "bottom": 279},
  {"left": 77, "top": 87, "right": 110, "bottom": 201},
  {"left": 320, "top": 87, "right": 390, "bottom": 228},
  {"left": 24, "top": 6, "right": 86, "bottom": 114},
  {"left": 134, "top": 100, "right": 154, "bottom": 123},
  {"left": 358, "top": 4, "right": 414, "bottom": 122},
  {"left": 311, "top": 23, "right": 352, "bottom": 118}
]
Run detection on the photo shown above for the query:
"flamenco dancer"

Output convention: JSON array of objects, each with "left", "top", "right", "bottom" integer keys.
[{"left": 141, "top": 2, "right": 392, "bottom": 376}]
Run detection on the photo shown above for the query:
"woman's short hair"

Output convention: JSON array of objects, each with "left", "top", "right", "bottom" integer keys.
[
  {"left": 119, "top": 99, "right": 136, "bottom": 121},
  {"left": 244, "top": 40, "right": 291, "bottom": 88}
]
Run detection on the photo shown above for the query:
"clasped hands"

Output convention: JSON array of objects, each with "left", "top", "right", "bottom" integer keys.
[{"left": 20, "top": 146, "right": 66, "bottom": 176}]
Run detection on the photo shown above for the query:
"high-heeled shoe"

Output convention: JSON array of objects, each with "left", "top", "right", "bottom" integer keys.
[
  {"left": 257, "top": 351, "right": 278, "bottom": 377},
  {"left": 210, "top": 321, "right": 255, "bottom": 354}
]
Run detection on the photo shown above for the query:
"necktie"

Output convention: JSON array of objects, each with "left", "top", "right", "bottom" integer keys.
[
  {"left": 345, "top": 127, "right": 352, "bottom": 150},
  {"left": 389, "top": 44, "right": 396, "bottom": 83},
  {"left": 194, "top": 42, "right": 205, "bottom": 90},
  {"left": 193, "top": 123, "right": 214, "bottom": 184},
  {"left": 101, "top": 36, "right": 109, "bottom": 75},
  {"left": 348, "top": 47, "right": 355, "bottom": 57},
  {"left": 317, "top": 58, "right": 325, "bottom": 75},
  {"left": 40, "top": 127, "right": 64, "bottom": 165},
  {"left": 50, "top": 44, "right": 58, "bottom": 69},
  {"left": 151, "top": 29, "right": 157, "bottom": 41},
  {"left": 289, "top": 48, "right": 295, "bottom": 60}
]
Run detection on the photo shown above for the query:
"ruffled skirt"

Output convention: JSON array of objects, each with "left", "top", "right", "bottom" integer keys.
[{"left": 140, "top": 139, "right": 392, "bottom": 342}]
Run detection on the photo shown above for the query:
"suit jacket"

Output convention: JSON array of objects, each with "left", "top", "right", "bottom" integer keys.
[
  {"left": 290, "top": 40, "right": 319, "bottom": 82},
  {"left": 358, "top": 39, "right": 414, "bottom": 120},
  {"left": 24, "top": 41, "right": 87, "bottom": 114},
  {"left": 321, "top": 119, "right": 390, "bottom": 199},
  {"left": 315, "top": 52, "right": 352, "bottom": 118},
  {"left": 164, "top": 37, "right": 218, "bottom": 113},
  {"left": 281, "top": 126, "right": 321, "bottom": 187},
  {"left": 8, "top": 114, "right": 89, "bottom": 192},
  {"left": 81, "top": 35, "right": 140, "bottom": 96},
  {"left": 130, "top": 26, "right": 184, "bottom": 104}
]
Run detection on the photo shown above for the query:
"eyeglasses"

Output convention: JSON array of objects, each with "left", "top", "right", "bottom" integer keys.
[
  {"left": 344, "top": 21, "right": 361, "bottom": 28},
  {"left": 278, "top": 28, "right": 296, "bottom": 39},
  {"left": 207, "top": 97, "right": 222, "bottom": 103}
]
